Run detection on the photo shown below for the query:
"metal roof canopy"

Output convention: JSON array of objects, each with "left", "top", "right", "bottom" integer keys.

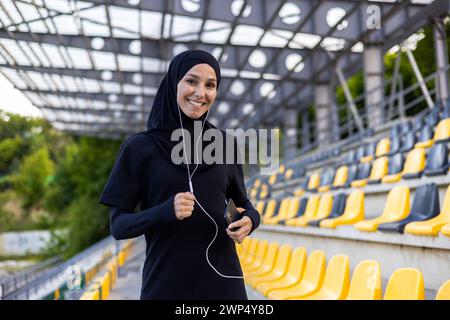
[{"left": 0, "top": 0, "right": 443, "bottom": 138}]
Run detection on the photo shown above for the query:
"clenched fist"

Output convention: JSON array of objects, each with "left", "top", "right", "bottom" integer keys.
[{"left": 174, "top": 192, "right": 195, "bottom": 220}]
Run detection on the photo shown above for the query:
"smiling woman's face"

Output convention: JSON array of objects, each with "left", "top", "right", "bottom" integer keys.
[{"left": 177, "top": 63, "right": 217, "bottom": 119}]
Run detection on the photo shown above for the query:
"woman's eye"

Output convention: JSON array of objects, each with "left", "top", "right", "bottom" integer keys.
[{"left": 186, "top": 79, "right": 196, "bottom": 85}]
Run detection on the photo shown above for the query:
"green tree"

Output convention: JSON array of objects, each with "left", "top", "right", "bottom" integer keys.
[{"left": 11, "top": 147, "right": 55, "bottom": 208}]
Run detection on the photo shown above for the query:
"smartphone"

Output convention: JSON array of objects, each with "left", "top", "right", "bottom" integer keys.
[{"left": 224, "top": 199, "right": 241, "bottom": 232}]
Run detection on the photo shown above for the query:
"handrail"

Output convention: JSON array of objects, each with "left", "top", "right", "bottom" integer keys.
[{"left": 2, "top": 235, "right": 122, "bottom": 300}]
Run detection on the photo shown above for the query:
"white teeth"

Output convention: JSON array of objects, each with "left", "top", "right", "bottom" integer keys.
[{"left": 188, "top": 99, "right": 204, "bottom": 106}]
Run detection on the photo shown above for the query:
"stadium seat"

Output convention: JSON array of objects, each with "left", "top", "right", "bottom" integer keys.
[
  {"left": 387, "top": 136, "right": 401, "bottom": 155},
  {"left": 433, "top": 118, "right": 450, "bottom": 143},
  {"left": 262, "top": 199, "right": 279, "bottom": 220},
  {"left": 402, "top": 148, "right": 426, "bottom": 179},
  {"left": 345, "top": 260, "right": 382, "bottom": 300},
  {"left": 384, "top": 268, "right": 425, "bottom": 300},
  {"left": 294, "top": 193, "right": 333, "bottom": 227},
  {"left": 415, "top": 125, "right": 434, "bottom": 149},
  {"left": 284, "top": 168, "right": 294, "bottom": 181},
  {"left": 367, "top": 156, "right": 389, "bottom": 184},
  {"left": 344, "top": 164, "right": 359, "bottom": 188},
  {"left": 278, "top": 198, "right": 307, "bottom": 225},
  {"left": 378, "top": 183, "right": 440, "bottom": 233},
  {"left": 264, "top": 197, "right": 293, "bottom": 225},
  {"left": 382, "top": 153, "right": 404, "bottom": 183},
  {"left": 351, "top": 163, "right": 371, "bottom": 188},
  {"left": 285, "top": 195, "right": 320, "bottom": 226},
  {"left": 244, "top": 242, "right": 278, "bottom": 277},
  {"left": 436, "top": 280, "right": 450, "bottom": 300},
  {"left": 399, "top": 121, "right": 412, "bottom": 136},
  {"left": 399, "top": 131, "right": 416, "bottom": 153},
  {"left": 240, "top": 238, "right": 260, "bottom": 268},
  {"left": 375, "top": 138, "right": 390, "bottom": 157},
  {"left": 294, "top": 255, "right": 350, "bottom": 300},
  {"left": 344, "top": 150, "right": 356, "bottom": 165},
  {"left": 308, "top": 193, "right": 346, "bottom": 227},
  {"left": 360, "top": 143, "right": 376, "bottom": 163},
  {"left": 355, "top": 185, "right": 410, "bottom": 232},
  {"left": 318, "top": 168, "right": 336, "bottom": 193},
  {"left": 259, "top": 184, "right": 269, "bottom": 199},
  {"left": 242, "top": 240, "right": 268, "bottom": 273},
  {"left": 320, "top": 190, "right": 365, "bottom": 229},
  {"left": 331, "top": 166, "right": 348, "bottom": 189},
  {"left": 424, "top": 143, "right": 449, "bottom": 176},
  {"left": 355, "top": 145, "right": 367, "bottom": 163},
  {"left": 441, "top": 223, "right": 450, "bottom": 237},
  {"left": 257, "top": 247, "right": 307, "bottom": 296},
  {"left": 263, "top": 198, "right": 287, "bottom": 224},
  {"left": 425, "top": 108, "right": 440, "bottom": 127},
  {"left": 247, "top": 244, "right": 291, "bottom": 288},
  {"left": 405, "top": 185, "right": 450, "bottom": 236},
  {"left": 307, "top": 172, "right": 321, "bottom": 192},
  {"left": 267, "top": 250, "right": 326, "bottom": 300},
  {"left": 413, "top": 115, "right": 425, "bottom": 133},
  {"left": 255, "top": 201, "right": 266, "bottom": 217}
]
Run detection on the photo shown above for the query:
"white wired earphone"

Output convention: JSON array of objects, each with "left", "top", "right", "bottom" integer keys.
[{"left": 176, "top": 103, "right": 264, "bottom": 279}]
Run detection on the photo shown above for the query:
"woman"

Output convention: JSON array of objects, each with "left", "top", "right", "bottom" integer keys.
[{"left": 99, "top": 50, "right": 260, "bottom": 300}]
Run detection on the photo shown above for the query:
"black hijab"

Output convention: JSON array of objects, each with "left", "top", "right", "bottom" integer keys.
[{"left": 146, "top": 50, "right": 221, "bottom": 171}]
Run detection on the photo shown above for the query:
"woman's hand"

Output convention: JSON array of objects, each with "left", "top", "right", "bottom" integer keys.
[
  {"left": 226, "top": 215, "right": 253, "bottom": 243},
  {"left": 174, "top": 192, "right": 195, "bottom": 220}
]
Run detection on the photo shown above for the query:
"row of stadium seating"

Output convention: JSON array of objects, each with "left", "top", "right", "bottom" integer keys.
[
  {"left": 256, "top": 183, "right": 450, "bottom": 236},
  {"left": 237, "top": 238, "right": 450, "bottom": 300},
  {"left": 247, "top": 105, "right": 450, "bottom": 201}
]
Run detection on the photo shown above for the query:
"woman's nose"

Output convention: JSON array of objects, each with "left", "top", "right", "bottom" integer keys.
[{"left": 194, "top": 86, "right": 205, "bottom": 98}]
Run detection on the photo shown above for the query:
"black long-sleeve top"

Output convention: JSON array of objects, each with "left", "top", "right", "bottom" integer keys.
[{"left": 99, "top": 132, "right": 260, "bottom": 300}]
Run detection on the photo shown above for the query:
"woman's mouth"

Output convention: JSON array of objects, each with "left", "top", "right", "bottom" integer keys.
[{"left": 187, "top": 99, "right": 205, "bottom": 107}]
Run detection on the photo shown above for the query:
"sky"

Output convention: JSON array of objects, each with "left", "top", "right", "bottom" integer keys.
[{"left": 0, "top": 73, "right": 43, "bottom": 118}]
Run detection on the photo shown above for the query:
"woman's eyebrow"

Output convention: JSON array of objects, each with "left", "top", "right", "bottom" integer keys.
[{"left": 186, "top": 73, "right": 217, "bottom": 82}]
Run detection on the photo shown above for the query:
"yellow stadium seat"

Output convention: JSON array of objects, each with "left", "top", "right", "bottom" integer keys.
[
  {"left": 264, "top": 198, "right": 291, "bottom": 224},
  {"left": 355, "top": 185, "right": 410, "bottom": 232},
  {"left": 268, "top": 173, "right": 277, "bottom": 185},
  {"left": 376, "top": 138, "right": 391, "bottom": 157},
  {"left": 285, "top": 195, "right": 320, "bottom": 226},
  {"left": 267, "top": 250, "right": 326, "bottom": 300},
  {"left": 259, "top": 184, "right": 269, "bottom": 199},
  {"left": 346, "top": 260, "right": 382, "bottom": 300},
  {"left": 284, "top": 168, "right": 293, "bottom": 181},
  {"left": 320, "top": 190, "right": 365, "bottom": 229},
  {"left": 384, "top": 268, "right": 425, "bottom": 300},
  {"left": 433, "top": 118, "right": 450, "bottom": 143},
  {"left": 368, "top": 156, "right": 389, "bottom": 184},
  {"left": 254, "top": 179, "right": 261, "bottom": 188},
  {"left": 295, "top": 255, "right": 350, "bottom": 300},
  {"left": 307, "top": 172, "right": 321, "bottom": 191},
  {"left": 266, "top": 197, "right": 301, "bottom": 225},
  {"left": 291, "top": 193, "right": 333, "bottom": 227},
  {"left": 383, "top": 148, "right": 426, "bottom": 183},
  {"left": 293, "top": 187, "right": 305, "bottom": 197},
  {"left": 250, "top": 188, "right": 258, "bottom": 199},
  {"left": 403, "top": 148, "right": 426, "bottom": 178},
  {"left": 405, "top": 184, "right": 450, "bottom": 236},
  {"left": 262, "top": 199, "right": 277, "bottom": 220},
  {"left": 436, "top": 280, "right": 450, "bottom": 300},
  {"left": 248, "top": 244, "right": 292, "bottom": 288},
  {"left": 258, "top": 247, "right": 307, "bottom": 296},
  {"left": 279, "top": 164, "right": 286, "bottom": 174},
  {"left": 332, "top": 166, "right": 348, "bottom": 189},
  {"left": 242, "top": 240, "right": 268, "bottom": 273},
  {"left": 244, "top": 242, "right": 279, "bottom": 280},
  {"left": 255, "top": 201, "right": 265, "bottom": 216},
  {"left": 240, "top": 238, "right": 261, "bottom": 269},
  {"left": 237, "top": 237, "right": 253, "bottom": 260},
  {"left": 441, "top": 223, "right": 450, "bottom": 237}
]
